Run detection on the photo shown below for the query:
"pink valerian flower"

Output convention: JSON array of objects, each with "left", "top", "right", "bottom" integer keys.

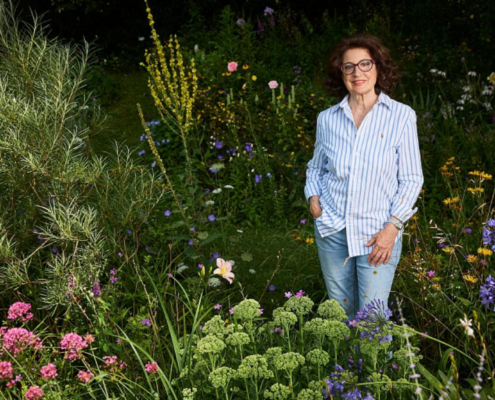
[
  {"left": 84, "top": 333, "right": 95, "bottom": 344},
  {"left": 213, "top": 258, "right": 235, "bottom": 284},
  {"left": 24, "top": 386, "right": 43, "bottom": 400},
  {"left": 145, "top": 361, "right": 159, "bottom": 374},
  {"left": 0, "top": 361, "right": 14, "bottom": 380},
  {"left": 268, "top": 80, "right": 278, "bottom": 89},
  {"left": 0, "top": 326, "right": 8, "bottom": 337},
  {"left": 77, "top": 370, "right": 94, "bottom": 383},
  {"left": 60, "top": 333, "right": 88, "bottom": 360},
  {"left": 40, "top": 364, "right": 57, "bottom": 379},
  {"left": 427, "top": 270, "right": 435, "bottom": 278},
  {"left": 295, "top": 290, "right": 305, "bottom": 298},
  {"left": 103, "top": 356, "right": 118, "bottom": 366},
  {"left": 213, "top": 304, "right": 222, "bottom": 310},
  {"left": 1, "top": 328, "right": 43, "bottom": 357},
  {"left": 8, "top": 302, "right": 34, "bottom": 322},
  {"left": 227, "top": 61, "right": 238, "bottom": 72}
]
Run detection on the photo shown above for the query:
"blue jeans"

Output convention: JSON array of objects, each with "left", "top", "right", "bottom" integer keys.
[{"left": 315, "top": 226, "right": 402, "bottom": 320}]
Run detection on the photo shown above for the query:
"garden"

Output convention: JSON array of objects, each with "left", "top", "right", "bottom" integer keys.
[{"left": 0, "top": 0, "right": 494, "bottom": 399}]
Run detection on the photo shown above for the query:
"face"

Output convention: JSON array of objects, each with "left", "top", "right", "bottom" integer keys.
[{"left": 341, "top": 48, "right": 378, "bottom": 97}]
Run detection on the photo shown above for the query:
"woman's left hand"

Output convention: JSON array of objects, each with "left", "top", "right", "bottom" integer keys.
[{"left": 365, "top": 224, "right": 399, "bottom": 267}]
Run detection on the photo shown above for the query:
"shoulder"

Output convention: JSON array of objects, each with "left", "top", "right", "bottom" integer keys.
[
  {"left": 318, "top": 103, "right": 342, "bottom": 121},
  {"left": 385, "top": 96, "right": 416, "bottom": 121}
]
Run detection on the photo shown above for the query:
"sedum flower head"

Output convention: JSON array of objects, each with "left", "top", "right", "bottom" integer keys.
[
  {"left": 202, "top": 315, "right": 226, "bottom": 337},
  {"left": 226, "top": 332, "right": 250, "bottom": 347},
  {"left": 393, "top": 347, "right": 422, "bottom": 370},
  {"left": 368, "top": 372, "right": 392, "bottom": 393},
  {"left": 297, "top": 388, "right": 324, "bottom": 400},
  {"left": 317, "top": 300, "right": 347, "bottom": 321},
  {"left": 264, "top": 383, "right": 292, "bottom": 400},
  {"left": 209, "top": 367, "right": 235, "bottom": 389},
  {"left": 233, "top": 299, "right": 262, "bottom": 321},
  {"left": 196, "top": 334, "right": 226, "bottom": 355},
  {"left": 182, "top": 387, "right": 197, "bottom": 400},
  {"left": 391, "top": 378, "right": 410, "bottom": 394},
  {"left": 325, "top": 320, "right": 350, "bottom": 341},
  {"left": 264, "top": 347, "right": 283, "bottom": 362},
  {"left": 273, "top": 308, "right": 298, "bottom": 328},
  {"left": 274, "top": 352, "right": 305, "bottom": 373},
  {"left": 304, "top": 318, "right": 327, "bottom": 337},
  {"left": 236, "top": 355, "right": 274, "bottom": 380},
  {"left": 305, "top": 349, "right": 330, "bottom": 367},
  {"left": 284, "top": 296, "right": 314, "bottom": 316}
]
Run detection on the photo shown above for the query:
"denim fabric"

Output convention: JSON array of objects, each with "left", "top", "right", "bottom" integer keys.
[{"left": 315, "top": 226, "right": 402, "bottom": 320}]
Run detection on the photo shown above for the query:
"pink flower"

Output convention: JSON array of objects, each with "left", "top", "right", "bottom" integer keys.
[
  {"left": 0, "top": 326, "right": 8, "bottom": 337},
  {"left": 268, "top": 80, "right": 278, "bottom": 89},
  {"left": 103, "top": 356, "right": 118, "bottom": 366},
  {"left": 295, "top": 290, "right": 305, "bottom": 298},
  {"left": 84, "top": 333, "right": 95, "bottom": 344},
  {"left": 24, "top": 386, "right": 43, "bottom": 400},
  {"left": 145, "top": 361, "right": 159, "bottom": 374},
  {"left": 213, "top": 258, "right": 235, "bottom": 284},
  {"left": 227, "top": 61, "right": 238, "bottom": 72},
  {"left": 60, "top": 333, "right": 88, "bottom": 360},
  {"left": 77, "top": 370, "right": 94, "bottom": 383},
  {"left": 284, "top": 292, "right": 293, "bottom": 298},
  {"left": 213, "top": 304, "right": 222, "bottom": 310},
  {"left": 2, "top": 328, "right": 43, "bottom": 357},
  {"left": 427, "top": 270, "right": 435, "bottom": 278},
  {"left": 0, "top": 361, "right": 14, "bottom": 380},
  {"left": 40, "top": 363, "right": 57, "bottom": 379},
  {"left": 8, "top": 302, "right": 33, "bottom": 322}
]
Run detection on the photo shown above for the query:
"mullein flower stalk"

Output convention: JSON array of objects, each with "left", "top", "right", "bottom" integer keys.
[{"left": 142, "top": 2, "right": 198, "bottom": 184}]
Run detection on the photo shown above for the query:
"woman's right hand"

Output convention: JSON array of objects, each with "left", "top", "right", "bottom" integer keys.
[{"left": 310, "top": 196, "right": 323, "bottom": 218}]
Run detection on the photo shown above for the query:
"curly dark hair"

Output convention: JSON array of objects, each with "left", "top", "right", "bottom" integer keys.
[{"left": 324, "top": 34, "right": 399, "bottom": 99}]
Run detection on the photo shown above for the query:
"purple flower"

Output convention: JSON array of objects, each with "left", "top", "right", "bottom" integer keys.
[
  {"left": 480, "top": 275, "right": 495, "bottom": 311},
  {"left": 264, "top": 6, "right": 274, "bottom": 16},
  {"left": 110, "top": 276, "right": 118, "bottom": 283},
  {"left": 126, "top": 229, "right": 132, "bottom": 235},
  {"left": 140, "top": 318, "right": 151, "bottom": 327},
  {"left": 51, "top": 247, "right": 58, "bottom": 254},
  {"left": 438, "top": 242, "right": 445, "bottom": 248},
  {"left": 138, "top": 150, "right": 145, "bottom": 156},
  {"left": 462, "top": 227, "right": 473, "bottom": 233},
  {"left": 348, "top": 319, "right": 357, "bottom": 328},
  {"left": 245, "top": 143, "right": 253, "bottom": 152},
  {"left": 255, "top": 174, "right": 262, "bottom": 183},
  {"left": 110, "top": 269, "right": 117, "bottom": 275},
  {"left": 164, "top": 210, "right": 171, "bottom": 217},
  {"left": 300, "top": 219, "right": 307, "bottom": 224},
  {"left": 236, "top": 18, "right": 246, "bottom": 27},
  {"left": 151, "top": 161, "right": 156, "bottom": 168},
  {"left": 266, "top": 173, "right": 272, "bottom": 178},
  {"left": 295, "top": 290, "right": 305, "bottom": 298},
  {"left": 117, "top": 252, "right": 123, "bottom": 258},
  {"left": 285, "top": 291, "right": 293, "bottom": 298},
  {"left": 167, "top": 273, "right": 174, "bottom": 278},
  {"left": 342, "top": 387, "right": 362, "bottom": 400},
  {"left": 392, "top": 363, "right": 399, "bottom": 370},
  {"left": 208, "top": 215, "right": 216, "bottom": 222},
  {"left": 190, "top": 227, "right": 195, "bottom": 232},
  {"left": 217, "top": 154, "right": 224, "bottom": 159},
  {"left": 273, "top": 327, "right": 283, "bottom": 334},
  {"left": 205, "top": 189, "right": 210, "bottom": 195},
  {"left": 427, "top": 270, "right": 435, "bottom": 278},
  {"left": 188, "top": 240, "right": 194, "bottom": 246},
  {"left": 198, "top": 263, "right": 204, "bottom": 269},
  {"left": 260, "top": 308, "right": 264, "bottom": 315},
  {"left": 268, "top": 284, "right": 276, "bottom": 292},
  {"left": 213, "top": 304, "right": 222, "bottom": 310},
  {"left": 229, "top": 308, "right": 234, "bottom": 315},
  {"left": 215, "top": 141, "right": 223, "bottom": 149},
  {"left": 209, "top": 167, "right": 219, "bottom": 173},
  {"left": 92, "top": 280, "right": 101, "bottom": 297}
]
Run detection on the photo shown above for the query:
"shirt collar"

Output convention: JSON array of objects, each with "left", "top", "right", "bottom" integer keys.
[{"left": 331, "top": 91, "right": 391, "bottom": 113}]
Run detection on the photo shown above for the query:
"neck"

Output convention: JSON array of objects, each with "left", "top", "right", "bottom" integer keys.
[{"left": 349, "top": 92, "right": 379, "bottom": 111}]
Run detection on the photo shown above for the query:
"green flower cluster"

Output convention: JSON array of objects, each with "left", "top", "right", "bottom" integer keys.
[
  {"left": 264, "top": 347, "right": 283, "bottom": 362},
  {"left": 264, "top": 383, "right": 292, "bottom": 400},
  {"left": 208, "top": 366, "right": 235, "bottom": 389},
  {"left": 305, "top": 349, "right": 330, "bottom": 367},
  {"left": 317, "top": 299, "right": 347, "bottom": 321},
  {"left": 393, "top": 346, "right": 423, "bottom": 370},
  {"left": 304, "top": 318, "right": 327, "bottom": 337},
  {"left": 182, "top": 387, "right": 197, "bottom": 400},
  {"left": 368, "top": 372, "right": 392, "bottom": 393},
  {"left": 297, "top": 388, "right": 324, "bottom": 400},
  {"left": 233, "top": 299, "right": 262, "bottom": 321},
  {"left": 273, "top": 308, "right": 298, "bottom": 328},
  {"left": 325, "top": 320, "right": 350, "bottom": 341},
  {"left": 236, "top": 355, "right": 274, "bottom": 380},
  {"left": 196, "top": 334, "right": 226, "bottom": 355},
  {"left": 226, "top": 332, "right": 250, "bottom": 347},
  {"left": 284, "top": 296, "right": 314, "bottom": 316},
  {"left": 202, "top": 315, "right": 226, "bottom": 337},
  {"left": 274, "top": 352, "right": 305, "bottom": 373},
  {"left": 392, "top": 378, "right": 411, "bottom": 394}
]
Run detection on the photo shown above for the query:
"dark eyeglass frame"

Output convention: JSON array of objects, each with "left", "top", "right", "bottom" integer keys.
[{"left": 339, "top": 59, "right": 375, "bottom": 75}]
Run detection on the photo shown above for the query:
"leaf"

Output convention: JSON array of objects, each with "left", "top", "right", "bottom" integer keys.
[
  {"left": 197, "top": 231, "right": 209, "bottom": 240},
  {"left": 417, "top": 363, "right": 443, "bottom": 391},
  {"left": 241, "top": 252, "right": 253, "bottom": 262},
  {"left": 457, "top": 297, "right": 472, "bottom": 307}
]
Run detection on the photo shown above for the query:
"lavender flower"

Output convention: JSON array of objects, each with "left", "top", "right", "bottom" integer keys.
[
  {"left": 140, "top": 318, "right": 151, "bottom": 327},
  {"left": 355, "top": 299, "right": 394, "bottom": 342},
  {"left": 255, "top": 175, "right": 262, "bottom": 183},
  {"left": 480, "top": 275, "right": 495, "bottom": 311},
  {"left": 264, "top": 7, "right": 274, "bottom": 16},
  {"left": 268, "top": 284, "right": 276, "bottom": 292},
  {"left": 92, "top": 280, "right": 101, "bottom": 297}
]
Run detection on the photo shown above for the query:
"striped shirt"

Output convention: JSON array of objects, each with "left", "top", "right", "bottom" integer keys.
[{"left": 304, "top": 92, "right": 424, "bottom": 258}]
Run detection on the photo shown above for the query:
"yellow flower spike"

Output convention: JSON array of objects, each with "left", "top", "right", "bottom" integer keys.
[{"left": 477, "top": 248, "right": 493, "bottom": 257}]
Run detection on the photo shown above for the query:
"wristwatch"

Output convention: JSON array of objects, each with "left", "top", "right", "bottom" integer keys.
[{"left": 387, "top": 217, "right": 404, "bottom": 231}]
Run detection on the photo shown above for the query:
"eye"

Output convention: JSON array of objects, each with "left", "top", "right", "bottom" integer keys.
[
  {"left": 343, "top": 63, "right": 354, "bottom": 73},
  {"left": 360, "top": 60, "right": 372, "bottom": 68}
]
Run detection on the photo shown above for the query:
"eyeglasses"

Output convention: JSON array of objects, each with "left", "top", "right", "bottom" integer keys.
[{"left": 339, "top": 59, "right": 375, "bottom": 75}]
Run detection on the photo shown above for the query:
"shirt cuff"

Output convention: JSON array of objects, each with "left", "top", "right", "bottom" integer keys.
[
  {"left": 390, "top": 204, "right": 418, "bottom": 224},
  {"left": 304, "top": 183, "right": 321, "bottom": 201}
]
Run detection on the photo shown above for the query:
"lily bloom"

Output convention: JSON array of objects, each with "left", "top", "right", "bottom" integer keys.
[{"left": 213, "top": 258, "right": 235, "bottom": 284}]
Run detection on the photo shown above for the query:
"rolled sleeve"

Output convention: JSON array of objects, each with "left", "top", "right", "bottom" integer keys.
[
  {"left": 390, "top": 110, "right": 424, "bottom": 223},
  {"left": 304, "top": 113, "right": 328, "bottom": 201}
]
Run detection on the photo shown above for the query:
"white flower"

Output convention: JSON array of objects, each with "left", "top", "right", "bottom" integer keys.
[
  {"left": 212, "top": 188, "right": 222, "bottom": 194},
  {"left": 205, "top": 200, "right": 215, "bottom": 206},
  {"left": 249, "top": 269, "right": 256, "bottom": 274},
  {"left": 177, "top": 264, "right": 189, "bottom": 273},
  {"left": 237, "top": 230, "right": 244, "bottom": 233},
  {"left": 138, "top": 36, "right": 145, "bottom": 41},
  {"left": 459, "top": 316, "right": 474, "bottom": 337},
  {"left": 468, "top": 71, "right": 477, "bottom": 77},
  {"left": 483, "top": 102, "right": 492, "bottom": 111},
  {"left": 194, "top": 44, "right": 199, "bottom": 53},
  {"left": 430, "top": 69, "right": 438, "bottom": 74},
  {"left": 224, "top": 185, "right": 234, "bottom": 189}
]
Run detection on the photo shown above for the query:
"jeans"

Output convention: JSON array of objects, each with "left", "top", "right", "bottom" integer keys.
[{"left": 315, "top": 226, "right": 402, "bottom": 320}]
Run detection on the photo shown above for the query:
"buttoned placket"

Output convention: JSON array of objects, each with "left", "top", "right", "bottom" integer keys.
[{"left": 342, "top": 104, "right": 375, "bottom": 262}]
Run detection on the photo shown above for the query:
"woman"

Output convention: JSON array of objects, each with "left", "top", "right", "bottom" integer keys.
[{"left": 304, "top": 34, "right": 423, "bottom": 320}]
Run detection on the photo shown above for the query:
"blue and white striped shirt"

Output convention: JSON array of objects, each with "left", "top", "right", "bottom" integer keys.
[{"left": 304, "top": 92, "right": 424, "bottom": 258}]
